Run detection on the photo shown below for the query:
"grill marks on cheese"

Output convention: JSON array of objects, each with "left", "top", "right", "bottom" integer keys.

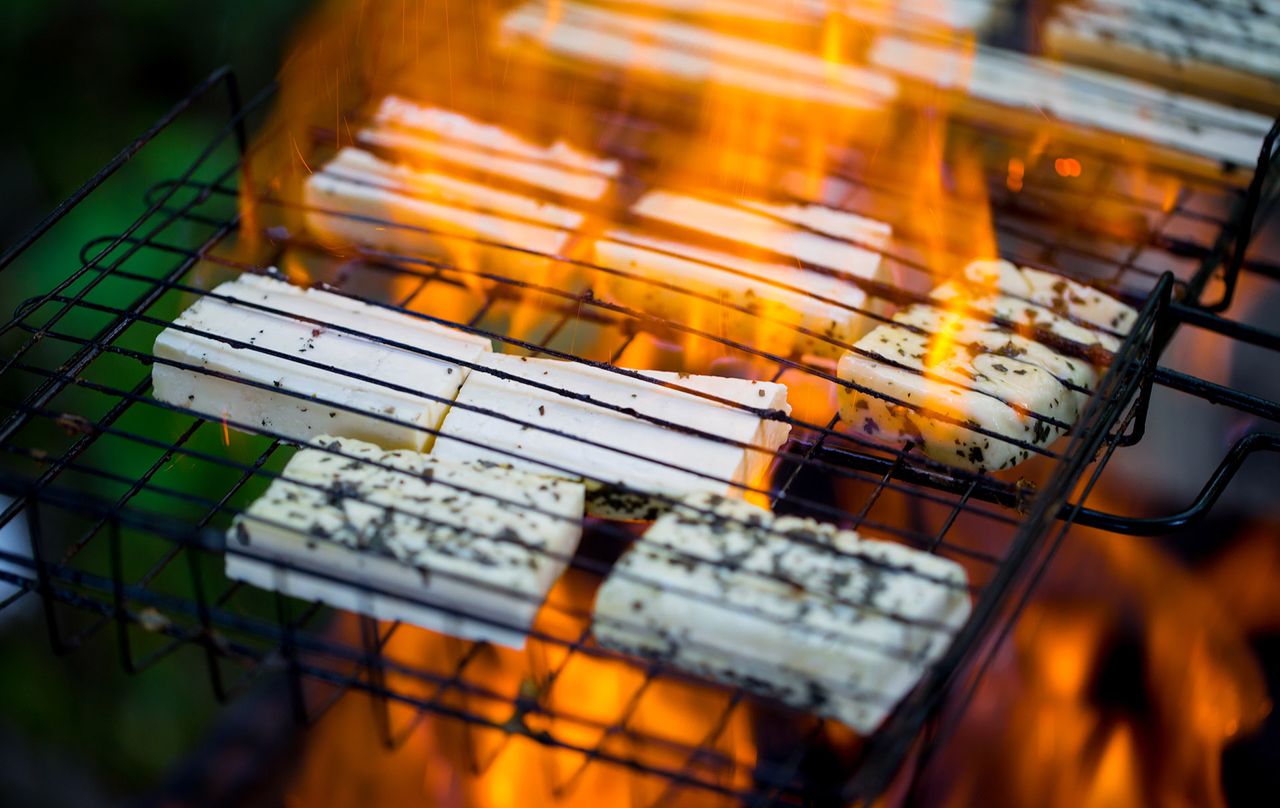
[
  {"left": 431, "top": 354, "right": 791, "bottom": 518},
  {"left": 152, "top": 275, "right": 491, "bottom": 451},
  {"left": 226, "top": 436, "right": 585, "bottom": 648},
  {"left": 837, "top": 260, "right": 1137, "bottom": 472},
  {"left": 592, "top": 492, "right": 971, "bottom": 732}
]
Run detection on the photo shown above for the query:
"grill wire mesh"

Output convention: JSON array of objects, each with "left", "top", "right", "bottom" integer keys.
[{"left": 0, "top": 61, "right": 1276, "bottom": 806}]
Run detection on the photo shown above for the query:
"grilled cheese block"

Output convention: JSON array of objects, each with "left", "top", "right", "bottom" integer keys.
[
  {"left": 152, "top": 274, "right": 492, "bottom": 451},
  {"left": 836, "top": 260, "right": 1136, "bottom": 472},
  {"left": 430, "top": 354, "right": 791, "bottom": 518},
  {"left": 593, "top": 492, "right": 970, "bottom": 732},
  {"left": 227, "top": 435, "right": 585, "bottom": 648}
]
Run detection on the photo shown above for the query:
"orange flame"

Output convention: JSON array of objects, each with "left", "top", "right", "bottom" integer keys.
[{"left": 919, "top": 508, "right": 1272, "bottom": 808}]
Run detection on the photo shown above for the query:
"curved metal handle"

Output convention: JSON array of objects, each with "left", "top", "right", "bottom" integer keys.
[
  {"left": 1193, "top": 114, "right": 1280, "bottom": 312},
  {"left": 1069, "top": 432, "right": 1280, "bottom": 535}
]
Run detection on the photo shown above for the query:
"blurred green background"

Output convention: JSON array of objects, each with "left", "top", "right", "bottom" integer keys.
[{"left": 1, "top": 2, "right": 314, "bottom": 804}]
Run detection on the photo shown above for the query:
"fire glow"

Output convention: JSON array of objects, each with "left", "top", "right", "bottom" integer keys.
[{"left": 229, "top": 1, "right": 1273, "bottom": 806}]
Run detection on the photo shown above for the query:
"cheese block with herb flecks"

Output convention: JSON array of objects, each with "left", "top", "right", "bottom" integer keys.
[
  {"left": 226, "top": 436, "right": 585, "bottom": 648},
  {"left": 499, "top": 1, "right": 899, "bottom": 113},
  {"left": 361, "top": 95, "right": 622, "bottom": 202},
  {"left": 152, "top": 274, "right": 492, "bottom": 451},
  {"left": 594, "top": 231, "right": 878, "bottom": 361},
  {"left": 592, "top": 492, "right": 971, "bottom": 732},
  {"left": 869, "top": 35, "right": 1274, "bottom": 175},
  {"left": 631, "top": 191, "right": 892, "bottom": 279},
  {"left": 304, "top": 147, "right": 583, "bottom": 264},
  {"left": 1045, "top": 1, "right": 1280, "bottom": 111},
  {"left": 836, "top": 262, "right": 1135, "bottom": 472},
  {"left": 430, "top": 354, "right": 791, "bottom": 519},
  {"left": 940, "top": 259, "right": 1138, "bottom": 337}
]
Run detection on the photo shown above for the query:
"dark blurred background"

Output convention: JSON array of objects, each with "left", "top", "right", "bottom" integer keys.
[{"left": 1, "top": 2, "right": 312, "bottom": 803}]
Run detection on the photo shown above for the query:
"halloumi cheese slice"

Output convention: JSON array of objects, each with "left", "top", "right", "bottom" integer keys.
[
  {"left": 592, "top": 492, "right": 971, "bottom": 732},
  {"left": 430, "top": 354, "right": 791, "bottom": 518},
  {"left": 226, "top": 436, "right": 586, "bottom": 648},
  {"left": 304, "top": 147, "right": 582, "bottom": 263},
  {"left": 869, "top": 35, "right": 1274, "bottom": 175},
  {"left": 598, "top": 193, "right": 891, "bottom": 357},
  {"left": 361, "top": 95, "right": 621, "bottom": 201},
  {"left": 1045, "top": 2, "right": 1280, "bottom": 111},
  {"left": 631, "top": 191, "right": 891, "bottom": 277},
  {"left": 598, "top": 0, "right": 1000, "bottom": 34},
  {"left": 499, "top": 1, "right": 898, "bottom": 112},
  {"left": 836, "top": 262, "right": 1135, "bottom": 472},
  {"left": 152, "top": 274, "right": 492, "bottom": 451},
  {"left": 595, "top": 231, "right": 876, "bottom": 360},
  {"left": 942, "top": 259, "right": 1138, "bottom": 337}
]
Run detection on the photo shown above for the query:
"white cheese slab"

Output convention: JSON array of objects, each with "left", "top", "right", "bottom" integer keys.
[
  {"left": 947, "top": 259, "right": 1137, "bottom": 336},
  {"left": 600, "top": 0, "right": 1000, "bottom": 33},
  {"left": 226, "top": 436, "right": 585, "bottom": 648},
  {"left": 500, "top": 1, "right": 898, "bottom": 111},
  {"left": 631, "top": 191, "right": 891, "bottom": 279},
  {"left": 152, "top": 274, "right": 491, "bottom": 451},
  {"left": 836, "top": 262, "right": 1134, "bottom": 471},
  {"left": 430, "top": 354, "right": 792, "bottom": 518},
  {"left": 362, "top": 96, "right": 620, "bottom": 201},
  {"left": 869, "top": 35, "right": 1274, "bottom": 170},
  {"left": 595, "top": 231, "right": 876, "bottom": 360},
  {"left": 304, "top": 147, "right": 581, "bottom": 261},
  {"left": 1047, "top": 2, "right": 1280, "bottom": 88},
  {"left": 592, "top": 492, "right": 971, "bottom": 732}
]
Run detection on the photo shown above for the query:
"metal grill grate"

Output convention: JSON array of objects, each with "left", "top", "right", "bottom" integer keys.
[{"left": 0, "top": 64, "right": 1277, "bottom": 806}]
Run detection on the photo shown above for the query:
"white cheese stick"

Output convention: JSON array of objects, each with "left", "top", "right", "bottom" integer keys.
[
  {"left": 430, "top": 354, "right": 791, "bottom": 518},
  {"left": 304, "top": 147, "right": 582, "bottom": 262},
  {"left": 593, "top": 493, "right": 971, "bottom": 732},
  {"left": 631, "top": 191, "right": 892, "bottom": 277},
  {"left": 1045, "top": 3, "right": 1280, "bottom": 109},
  {"left": 361, "top": 95, "right": 621, "bottom": 201},
  {"left": 226, "top": 436, "right": 586, "bottom": 648},
  {"left": 499, "top": 1, "right": 898, "bottom": 112},
  {"left": 940, "top": 259, "right": 1137, "bottom": 338},
  {"left": 600, "top": 0, "right": 1001, "bottom": 33},
  {"left": 836, "top": 262, "right": 1135, "bottom": 472},
  {"left": 838, "top": 316, "right": 1078, "bottom": 472},
  {"left": 595, "top": 232, "right": 876, "bottom": 360},
  {"left": 595, "top": 194, "right": 891, "bottom": 357},
  {"left": 869, "top": 35, "right": 1274, "bottom": 173},
  {"left": 152, "top": 274, "right": 491, "bottom": 451}
]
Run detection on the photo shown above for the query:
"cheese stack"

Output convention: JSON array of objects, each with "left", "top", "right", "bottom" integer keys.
[
  {"left": 227, "top": 436, "right": 586, "bottom": 648},
  {"left": 430, "top": 354, "right": 791, "bottom": 518},
  {"left": 304, "top": 96, "right": 621, "bottom": 273},
  {"left": 836, "top": 260, "right": 1136, "bottom": 472},
  {"left": 499, "top": 1, "right": 899, "bottom": 113},
  {"left": 593, "top": 492, "right": 971, "bottom": 732},
  {"left": 152, "top": 274, "right": 492, "bottom": 451},
  {"left": 596, "top": 192, "right": 893, "bottom": 359}
]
